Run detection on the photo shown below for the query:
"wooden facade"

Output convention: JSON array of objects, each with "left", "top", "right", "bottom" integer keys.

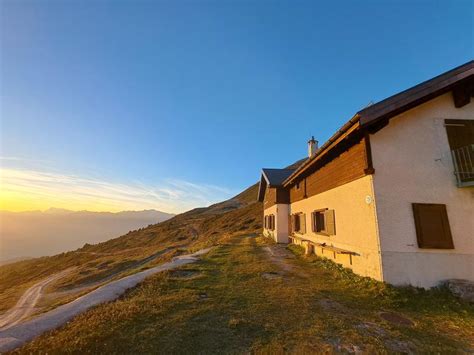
[
  {"left": 289, "top": 136, "right": 369, "bottom": 203},
  {"left": 263, "top": 186, "right": 290, "bottom": 208}
]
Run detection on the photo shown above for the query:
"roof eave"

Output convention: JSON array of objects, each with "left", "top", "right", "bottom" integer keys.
[
  {"left": 359, "top": 62, "right": 474, "bottom": 127},
  {"left": 257, "top": 175, "right": 267, "bottom": 202}
]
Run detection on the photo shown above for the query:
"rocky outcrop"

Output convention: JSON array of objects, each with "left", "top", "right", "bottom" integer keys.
[{"left": 443, "top": 279, "right": 474, "bottom": 303}]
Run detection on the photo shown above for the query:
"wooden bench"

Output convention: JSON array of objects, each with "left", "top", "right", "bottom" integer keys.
[{"left": 291, "top": 235, "right": 359, "bottom": 264}]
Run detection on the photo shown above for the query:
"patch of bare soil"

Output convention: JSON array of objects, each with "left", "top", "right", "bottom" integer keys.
[
  {"left": 379, "top": 311, "right": 414, "bottom": 327},
  {"left": 356, "top": 320, "right": 415, "bottom": 352},
  {"left": 197, "top": 293, "right": 208, "bottom": 300},
  {"left": 261, "top": 272, "right": 282, "bottom": 280},
  {"left": 326, "top": 338, "right": 363, "bottom": 354},
  {"left": 355, "top": 322, "right": 387, "bottom": 337},
  {"left": 169, "top": 270, "right": 201, "bottom": 279},
  {"left": 263, "top": 245, "right": 295, "bottom": 274},
  {"left": 318, "top": 298, "right": 348, "bottom": 313}
]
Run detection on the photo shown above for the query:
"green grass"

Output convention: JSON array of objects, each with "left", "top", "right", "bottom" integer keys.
[{"left": 15, "top": 234, "right": 474, "bottom": 353}]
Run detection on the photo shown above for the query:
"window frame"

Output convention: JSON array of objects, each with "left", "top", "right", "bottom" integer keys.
[
  {"left": 291, "top": 212, "right": 306, "bottom": 234},
  {"left": 312, "top": 209, "right": 328, "bottom": 235},
  {"left": 264, "top": 214, "right": 276, "bottom": 231},
  {"left": 311, "top": 209, "right": 336, "bottom": 236},
  {"left": 444, "top": 119, "right": 474, "bottom": 186}
]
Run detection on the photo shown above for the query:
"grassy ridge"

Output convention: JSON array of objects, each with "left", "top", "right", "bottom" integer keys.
[
  {"left": 15, "top": 235, "right": 474, "bottom": 353},
  {"left": 0, "top": 183, "right": 262, "bottom": 313}
]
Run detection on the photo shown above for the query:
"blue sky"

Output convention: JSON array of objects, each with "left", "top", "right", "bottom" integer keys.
[{"left": 1, "top": 0, "right": 473, "bottom": 213}]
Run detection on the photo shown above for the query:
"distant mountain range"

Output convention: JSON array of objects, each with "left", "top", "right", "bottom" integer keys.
[{"left": 0, "top": 208, "right": 174, "bottom": 263}]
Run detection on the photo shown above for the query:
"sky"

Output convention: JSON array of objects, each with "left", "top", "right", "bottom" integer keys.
[{"left": 0, "top": 0, "right": 472, "bottom": 213}]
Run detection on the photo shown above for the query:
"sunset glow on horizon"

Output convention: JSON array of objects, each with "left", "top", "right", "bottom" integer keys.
[{"left": 0, "top": 165, "right": 235, "bottom": 214}]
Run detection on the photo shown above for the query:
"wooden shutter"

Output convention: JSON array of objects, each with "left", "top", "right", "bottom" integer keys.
[
  {"left": 445, "top": 119, "right": 474, "bottom": 150},
  {"left": 445, "top": 119, "right": 474, "bottom": 183},
  {"left": 412, "top": 203, "right": 454, "bottom": 249},
  {"left": 324, "top": 209, "right": 336, "bottom": 235},
  {"left": 300, "top": 213, "right": 306, "bottom": 234},
  {"left": 311, "top": 212, "right": 316, "bottom": 232},
  {"left": 289, "top": 214, "right": 293, "bottom": 234}
]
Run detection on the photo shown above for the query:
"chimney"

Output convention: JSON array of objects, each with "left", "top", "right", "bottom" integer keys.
[{"left": 308, "top": 136, "right": 318, "bottom": 158}]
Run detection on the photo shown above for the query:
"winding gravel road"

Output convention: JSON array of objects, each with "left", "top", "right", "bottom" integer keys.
[
  {"left": 0, "top": 248, "right": 211, "bottom": 352},
  {"left": 0, "top": 268, "right": 72, "bottom": 330}
]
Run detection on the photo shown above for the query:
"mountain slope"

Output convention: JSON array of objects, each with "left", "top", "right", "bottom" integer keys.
[
  {"left": 2, "top": 159, "right": 474, "bottom": 353},
  {"left": 0, "top": 160, "right": 303, "bottom": 319},
  {"left": 0, "top": 181, "right": 262, "bottom": 314}
]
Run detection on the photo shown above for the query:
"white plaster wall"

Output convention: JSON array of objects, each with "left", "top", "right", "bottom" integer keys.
[
  {"left": 370, "top": 93, "right": 474, "bottom": 288},
  {"left": 289, "top": 175, "right": 383, "bottom": 280},
  {"left": 263, "top": 204, "right": 290, "bottom": 243}
]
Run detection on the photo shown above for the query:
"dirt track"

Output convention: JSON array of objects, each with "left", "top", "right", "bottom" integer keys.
[
  {"left": 0, "top": 248, "right": 211, "bottom": 352},
  {"left": 0, "top": 269, "right": 72, "bottom": 330}
]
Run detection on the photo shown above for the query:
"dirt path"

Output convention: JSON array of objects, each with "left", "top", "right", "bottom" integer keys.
[
  {"left": 263, "top": 243, "right": 313, "bottom": 280},
  {"left": 0, "top": 269, "right": 72, "bottom": 331},
  {"left": 45, "top": 246, "right": 186, "bottom": 301},
  {"left": 0, "top": 248, "right": 211, "bottom": 352},
  {"left": 263, "top": 244, "right": 295, "bottom": 273}
]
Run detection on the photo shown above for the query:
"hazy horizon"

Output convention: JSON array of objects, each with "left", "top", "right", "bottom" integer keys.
[
  {"left": 0, "top": 208, "right": 174, "bottom": 262},
  {"left": 0, "top": 206, "right": 176, "bottom": 214}
]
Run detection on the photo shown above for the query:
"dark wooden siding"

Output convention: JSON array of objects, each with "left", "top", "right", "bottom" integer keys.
[
  {"left": 263, "top": 187, "right": 277, "bottom": 209},
  {"left": 264, "top": 187, "right": 290, "bottom": 208},
  {"left": 290, "top": 138, "right": 368, "bottom": 202},
  {"left": 276, "top": 187, "right": 290, "bottom": 204},
  {"left": 290, "top": 180, "right": 306, "bottom": 202}
]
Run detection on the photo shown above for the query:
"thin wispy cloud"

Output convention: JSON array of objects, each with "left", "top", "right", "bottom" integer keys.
[
  {"left": 0, "top": 167, "right": 235, "bottom": 214},
  {"left": 0, "top": 156, "right": 53, "bottom": 163}
]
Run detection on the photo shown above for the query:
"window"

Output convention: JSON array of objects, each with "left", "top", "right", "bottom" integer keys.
[
  {"left": 412, "top": 203, "right": 454, "bottom": 249},
  {"left": 294, "top": 214, "right": 300, "bottom": 231},
  {"left": 264, "top": 215, "right": 275, "bottom": 231},
  {"left": 296, "top": 182, "right": 300, "bottom": 190},
  {"left": 291, "top": 213, "right": 306, "bottom": 233},
  {"left": 445, "top": 119, "right": 474, "bottom": 186},
  {"left": 312, "top": 209, "right": 336, "bottom": 235}
]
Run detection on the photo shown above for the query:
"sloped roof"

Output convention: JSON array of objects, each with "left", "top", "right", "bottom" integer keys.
[
  {"left": 257, "top": 168, "right": 295, "bottom": 202},
  {"left": 358, "top": 60, "right": 474, "bottom": 127},
  {"left": 282, "top": 60, "right": 474, "bottom": 186},
  {"left": 261, "top": 168, "right": 295, "bottom": 186}
]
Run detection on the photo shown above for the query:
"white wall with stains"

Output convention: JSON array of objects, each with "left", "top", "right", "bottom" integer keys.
[{"left": 370, "top": 92, "right": 474, "bottom": 287}]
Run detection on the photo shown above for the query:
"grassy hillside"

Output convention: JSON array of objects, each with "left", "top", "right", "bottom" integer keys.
[
  {"left": 4, "top": 158, "right": 473, "bottom": 352},
  {"left": 15, "top": 235, "right": 474, "bottom": 353},
  {"left": 0, "top": 182, "right": 262, "bottom": 313}
]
